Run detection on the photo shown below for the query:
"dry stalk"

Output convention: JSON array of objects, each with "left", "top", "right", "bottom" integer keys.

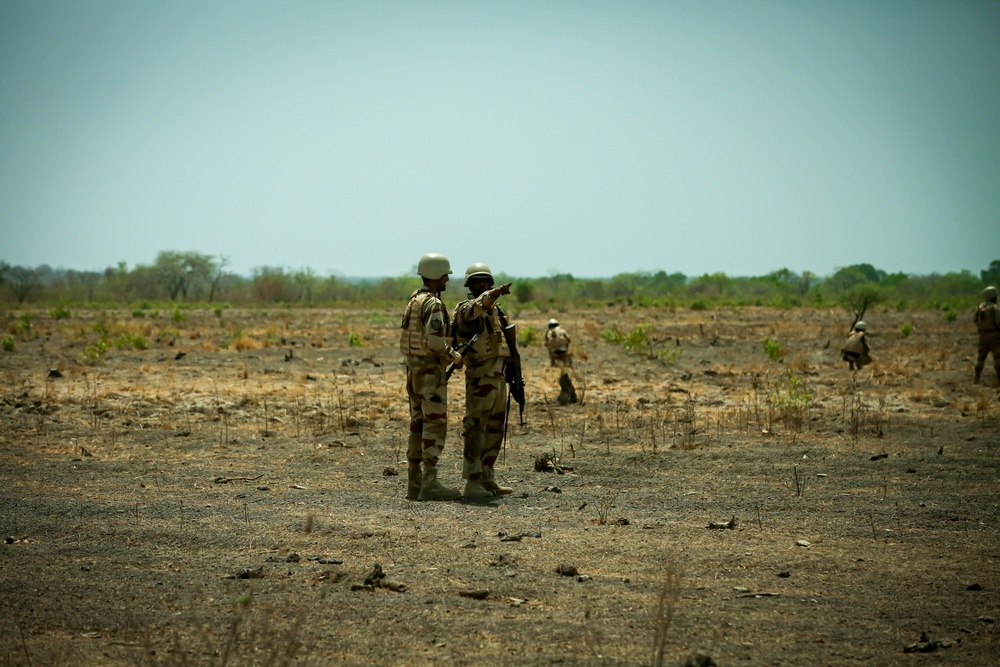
[{"left": 650, "top": 558, "right": 682, "bottom": 667}]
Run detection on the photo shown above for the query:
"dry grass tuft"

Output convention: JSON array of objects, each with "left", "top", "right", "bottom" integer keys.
[{"left": 232, "top": 336, "right": 262, "bottom": 351}]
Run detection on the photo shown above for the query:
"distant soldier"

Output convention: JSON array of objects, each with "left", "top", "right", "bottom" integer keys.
[
  {"left": 453, "top": 263, "right": 515, "bottom": 500},
  {"left": 399, "top": 253, "right": 464, "bottom": 501},
  {"left": 973, "top": 285, "right": 1000, "bottom": 385},
  {"left": 545, "top": 318, "right": 573, "bottom": 368},
  {"left": 841, "top": 321, "right": 872, "bottom": 371}
]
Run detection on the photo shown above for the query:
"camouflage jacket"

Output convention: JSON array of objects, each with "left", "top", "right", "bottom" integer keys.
[
  {"left": 842, "top": 331, "right": 869, "bottom": 355},
  {"left": 974, "top": 302, "right": 1000, "bottom": 333},
  {"left": 545, "top": 326, "right": 571, "bottom": 352},
  {"left": 453, "top": 291, "right": 510, "bottom": 376}
]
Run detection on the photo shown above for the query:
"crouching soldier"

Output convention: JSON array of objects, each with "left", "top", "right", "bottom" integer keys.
[
  {"left": 400, "top": 253, "right": 464, "bottom": 501},
  {"left": 841, "top": 321, "right": 872, "bottom": 371},
  {"left": 973, "top": 286, "right": 1000, "bottom": 385}
]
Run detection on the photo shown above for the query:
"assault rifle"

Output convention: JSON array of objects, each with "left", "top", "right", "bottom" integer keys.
[
  {"left": 498, "top": 311, "right": 525, "bottom": 426},
  {"left": 445, "top": 333, "right": 479, "bottom": 380}
]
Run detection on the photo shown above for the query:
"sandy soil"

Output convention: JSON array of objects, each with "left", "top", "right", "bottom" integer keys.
[{"left": 1, "top": 305, "right": 998, "bottom": 666}]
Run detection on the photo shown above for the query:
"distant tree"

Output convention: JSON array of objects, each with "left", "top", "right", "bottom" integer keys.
[
  {"left": 251, "top": 266, "right": 294, "bottom": 302},
  {"left": 65, "top": 270, "right": 103, "bottom": 302},
  {"left": 687, "top": 273, "right": 730, "bottom": 300},
  {"left": 826, "top": 264, "right": 885, "bottom": 293},
  {"left": 154, "top": 251, "right": 217, "bottom": 301},
  {"left": 0, "top": 260, "right": 9, "bottom": 286},
  {"left": 513, "top": 280, "right": 535, "bottom": 304},
  {"left": 293, "top": 268, "right": 318, "bottom": 303},
  {"left": 207, "top": 255, "right": 231, "bottom": 303},
  {"left": 841, "top": 283, "right": 885, "bottom": 331},
  {"left": 981, "top": 260, "right": 1000, "bottom": 288},
  {"left": 7, "top": 265, "right": 42, "bottom": 303}
]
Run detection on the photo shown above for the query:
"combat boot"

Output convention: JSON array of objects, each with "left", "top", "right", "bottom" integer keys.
[
  {"left": 417, "top": 464, "right": 461, "bottom": 502},
  {"left": 406, "top": 462, "right": 422, "bottom": 501},
  {"left": 463, "top": 475, "right": 494, "bottom": 500},
  {"left": 482, "top": 466, "right": 513, "bottom": 496}
]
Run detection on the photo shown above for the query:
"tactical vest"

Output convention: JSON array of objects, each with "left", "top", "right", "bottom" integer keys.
[
  {"left": 455, "top": 303, "right": 509, "bottom": 365},
  {"left": 975, "top": 303, "right": 999, "bottom": 333},
  {"left": 399, "top": 290, "right": 445, "bottom": 357}
]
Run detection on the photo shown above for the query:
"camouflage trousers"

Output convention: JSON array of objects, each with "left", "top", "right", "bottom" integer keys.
[
  {"left": 405, "top": 362, "right": 449, "bottom": 465},
  {"left": 976, "top": 332, "right": 1000, "bottom": 376},
  {"left": 461, "top": 367, "right": 508, "bottom": 480}
]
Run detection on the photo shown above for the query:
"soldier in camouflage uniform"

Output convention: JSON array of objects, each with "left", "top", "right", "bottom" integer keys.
[
  {"left": 453, "top": 263, "right": 515, "bottom": 500},
  {"left": 973, "top": 286, "right": 1000, "bottom": 385},
  {"left": 400, "top": 253, "right": 464, "bottom": 501},
  {"left": 841, "top": 321, "right": 871, "bottom": 371},
  {"left": 545, "top": 318, "right": 573, "bottom": 367}
]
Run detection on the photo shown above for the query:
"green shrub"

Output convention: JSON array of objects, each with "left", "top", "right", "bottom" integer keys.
[
  {"left": 899, "top": 322, "right": 913, "bottom": 338},
  {"left": 601, "top": 328, "right": 623, "bottom": 344},
  {"left": 348, "top": 332, "right": 363, "bottom": 347},
  {"left": 762, "top": 336, "right": 786, "bottom": 362},
  {"left": 16, "top": 315, "right": 31, "bottom": 335},
  {"left": 1, "top": 335, "right": 15, "bottom": 352},
  {"left": 81, "top": 340, "right": 108, "bottom": 363},
  {"left": 943, "top": 310, "right": 957, "bottom": 322},
  {"left": 518, "top": 325, "right": 538, "bottom": 347},
  {"left": 690, "top": 300, "right": 709, "bottom": 311},
  {"left": 50, "top": 305, "right": 72, "bottom": 320},
  {"left": 622, "top": 324, "right": 650, "bottom": 353},
  {"left": 113, "top": 332, "right": 150, "bottom": 350},
  {"left": 132, "top": 309, "right": 146, "bottom": 318}
]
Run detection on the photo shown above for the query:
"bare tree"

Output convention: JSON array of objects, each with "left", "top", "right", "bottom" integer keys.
[
  {"left": 208, "top": 254, "right": 231, "bottom": 303},
  {"left": 7, "top": 265, "right": 42, "bottom": 304}
]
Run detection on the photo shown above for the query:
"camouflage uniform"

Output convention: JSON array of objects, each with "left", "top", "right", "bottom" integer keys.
[
  {"left": 973, "top": 297, "right": 1000, "bottom": 384},
  {"left": 841, "top": 329, "right": 871, "bottom": 370},
  {"left": 400, "top": 283, "right": 463, "bottom": 500},
  {"left": 453, "top": 287, "right": 512, "bottom": 497},
  {"left": 545, "top": 320, "right": 572, "bottom": 367}
]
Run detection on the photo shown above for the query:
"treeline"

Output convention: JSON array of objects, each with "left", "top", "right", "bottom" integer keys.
[{"left": 1, "top": 252, "right": 998, "bottom": 313}]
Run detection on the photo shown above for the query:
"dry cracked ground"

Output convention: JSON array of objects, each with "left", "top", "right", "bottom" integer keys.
[{"left": 1, "top": 305, "right": 998, "bottom": 666}]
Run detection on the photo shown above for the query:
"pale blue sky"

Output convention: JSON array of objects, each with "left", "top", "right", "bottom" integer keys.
[{"left": 2, "top": 1, "right": 998, "bottom": 279}]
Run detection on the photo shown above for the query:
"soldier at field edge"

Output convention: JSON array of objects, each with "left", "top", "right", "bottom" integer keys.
[
  {"left": 453, "top": 263, "right": 515, "bottom": 500},
  {"left": 973, "top": 285, "right": 1000, "bottom": 385},
  {"left": 841, "top": 321, "right": 872, "bottom": 371},
  {"left": 399, "top": 253, "right": 464, "bottom": 501},
  {"left": 545, "top": 318, "right": 573, "bottom": 368}
]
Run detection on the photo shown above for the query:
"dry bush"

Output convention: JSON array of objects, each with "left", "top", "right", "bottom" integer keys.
[{"left": 232, "top": 337, "right": 262, "bottom": 351}]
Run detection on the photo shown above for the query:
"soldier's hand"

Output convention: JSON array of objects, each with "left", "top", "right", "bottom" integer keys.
[
  {"left": 451, "top": 351, "right": 464, "bottom": 369},
  {"left": 494, "top": 283, "right": 512, "bottom": 297}
]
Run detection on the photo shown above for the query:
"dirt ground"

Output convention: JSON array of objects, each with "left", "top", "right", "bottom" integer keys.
[{"left": 1, "top": 304, "right": 998, "bottom": 666}]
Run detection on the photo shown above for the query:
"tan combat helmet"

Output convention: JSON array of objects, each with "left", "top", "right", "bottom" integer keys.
[
  {"left": 985, "top": 286, "right": 998, "bottom": 301},
  {"left": 548, "top": 319, "right": 559, "bottom": 328},
  {"left": 417, "top": 253, "right": 453, "bottom": 280},
  {"left": 464, "top": 262, "right": 494, "bottom": 287},
  {"left": 854, "top": 321, "right": 867, "bottom": 331}
]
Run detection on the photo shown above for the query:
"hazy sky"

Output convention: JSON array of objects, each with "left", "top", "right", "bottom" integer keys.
[{"left": 2, "top": 1, "right": 998, "bottom": 279}]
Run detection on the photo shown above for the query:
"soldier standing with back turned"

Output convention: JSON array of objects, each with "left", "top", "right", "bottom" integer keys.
[
  {"left": 399, "top": 253, "right": 464, "bottom": 501},
  {"left": 973, "top": 286, "right": 1000, "bottom": 385},
  {"left": 453, "top": 263, "right": 515, "bottom": 500},
  {"left": 545, "top": 318, "right": 573, "bottom": 368}
]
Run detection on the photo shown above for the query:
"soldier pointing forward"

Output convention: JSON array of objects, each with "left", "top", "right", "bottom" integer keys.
[{"left": 453, "top": 263, "right": 518, "bottom": 500}]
